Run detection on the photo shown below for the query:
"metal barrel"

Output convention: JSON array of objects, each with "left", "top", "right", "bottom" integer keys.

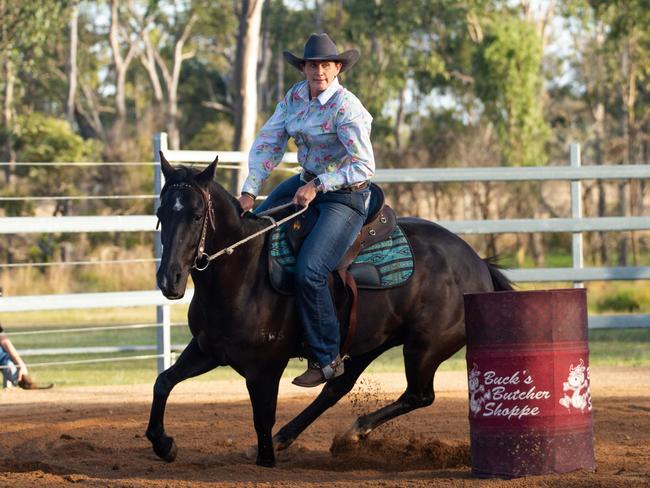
[{"left": 463, "top": 288, "right": 596, "bottom": 478}]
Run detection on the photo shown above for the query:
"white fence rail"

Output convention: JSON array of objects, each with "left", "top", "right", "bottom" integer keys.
[{"left": 1, "top": 134, "right": 649, "bottom": 374}]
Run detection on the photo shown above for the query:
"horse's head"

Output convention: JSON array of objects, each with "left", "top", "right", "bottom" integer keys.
[{"left": 156, "top": 151, "right": 218, "bottom": 299}]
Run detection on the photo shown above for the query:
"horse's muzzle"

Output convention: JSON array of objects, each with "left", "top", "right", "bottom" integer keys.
[{"left": 157, "top": 263, "right": 188, "bottom": 299}]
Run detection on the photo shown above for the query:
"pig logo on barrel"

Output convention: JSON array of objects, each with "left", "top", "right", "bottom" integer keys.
[
  {"left": 468, "top": 363, "right": 491, "bottom": 415},
  {"left": 559, "top": 359, "right": 592, "bottom": 413}
]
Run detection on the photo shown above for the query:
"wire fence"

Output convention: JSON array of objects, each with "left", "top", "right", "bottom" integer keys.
[
  {"left": 0, "top": 257, "right": 159, "bottom": 269},
  {"left": 2, "top": 142, "right": 650, "bottom": 376},
  {"left": 0, "top": 195, "right": 156, "bottom": 201},
  {"left": 0, "top": 354, "right": 163, "bottom": 370},
  {"left": 7, "top": 321, "right": 185, "bottom": 336},
  {"left": 0, "top": 159, "right": 284, "bottom": 222},
  {"left": 1, "top": 321, "right": 188, "bottom": 371},
  {"left": 0, "top": 156, "right": 291, "bottom": 374}
]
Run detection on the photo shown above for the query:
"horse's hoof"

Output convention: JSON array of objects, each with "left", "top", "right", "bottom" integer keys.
[
  {"left": 151, "top": 435, "right": 177, "bottom": 462},
  {"left": 342, "top": 430, "right": 360, "bottom": 443},
  {"left": 339, "top": 420, "right": 372, "bottom": 444},
  {"left": 341, "top": 421, "right": 362, "bottom": 443},
  {"left": 272, "top": 434, "right": 293, "bottom": 451},
  {"left": 256, "top": 456, "right": 276, "bottom": 468}
]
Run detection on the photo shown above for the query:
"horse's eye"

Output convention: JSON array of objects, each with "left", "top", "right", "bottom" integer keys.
[{"left": 194, "top": 214, "right": 203, "bottom": 222}]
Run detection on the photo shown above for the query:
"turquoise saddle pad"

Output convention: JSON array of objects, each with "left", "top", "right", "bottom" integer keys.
[{"left": 268, "top": 224, "right": 415, "bottom": 295}]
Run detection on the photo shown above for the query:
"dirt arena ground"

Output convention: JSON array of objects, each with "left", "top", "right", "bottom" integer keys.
[{"left": 1, "top": 366, "right": 649, "bottom": 487}]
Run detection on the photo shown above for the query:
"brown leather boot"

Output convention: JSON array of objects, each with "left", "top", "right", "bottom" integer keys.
[
  {"left": 18, "top": 375, "right": 53, "bottom": 390},
  {"left": 292, "top": 356, "right": 344, "bottom": 388},
  {"left": 292, "top": 365, "right": 325, "bottom": 388}
]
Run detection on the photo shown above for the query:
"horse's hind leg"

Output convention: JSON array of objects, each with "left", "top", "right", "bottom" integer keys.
[
  {"left": 146, "top": 337, "right": 221, "bottom": 462},
  {"left": 273, "top": 342, "right": 395, "bottom": 451},
  {"left": 342, "top": 334, "right": 461, "bottom": 443}
]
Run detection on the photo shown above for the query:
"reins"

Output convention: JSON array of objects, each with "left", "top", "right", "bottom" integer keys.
[
  {"left": 193, "top": 202, "right": 308, "bottom": 271},
  {"left": 159, "top": 182, "right": 308, "bottom": 271}
]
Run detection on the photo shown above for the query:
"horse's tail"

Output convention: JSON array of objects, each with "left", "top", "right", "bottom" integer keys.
[{"left": 483, "top": 257, "right": 514, "bottom": 291}]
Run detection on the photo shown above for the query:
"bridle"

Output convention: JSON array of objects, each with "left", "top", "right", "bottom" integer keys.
[
  {"left": 157, "top": 181, "right": 307, "bottom": 271},
  {"left": 157, "top": 181, "right": 216, "bottom": 271}
]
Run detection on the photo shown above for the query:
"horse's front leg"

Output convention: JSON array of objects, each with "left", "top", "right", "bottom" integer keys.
[
  {"left": 245, "top": 362, "right": 285, "bottom": 467},
  {"left": 146, "top": 337, "right": 221, "bottom": 462}
]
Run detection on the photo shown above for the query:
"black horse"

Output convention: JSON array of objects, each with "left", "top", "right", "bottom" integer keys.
[{"left": 146, "top": 153, "right": 512, "bottom": 467}]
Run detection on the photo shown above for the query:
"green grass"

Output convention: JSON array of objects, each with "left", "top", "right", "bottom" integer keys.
[
  {"left": 10, "top": 328, "right": 648, "bottom": 389},
  {"left": 2, "top": 295, "right": 649, "bottom": 388}
]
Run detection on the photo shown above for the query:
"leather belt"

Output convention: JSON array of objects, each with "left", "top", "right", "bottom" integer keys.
[
  {"left": 302, "top": 171, "right": 369, "bottom": 192},
  {"left": 340, "top": 180, "right": 369, "bottom": 192}
]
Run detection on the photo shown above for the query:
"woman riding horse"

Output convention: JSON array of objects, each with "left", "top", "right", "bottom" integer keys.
[
  {"left": 238, "top": 33, "right": 374, "bottom": 387},
  {"left": 148, "top": 36, "right": 513, "bottom": 468}
]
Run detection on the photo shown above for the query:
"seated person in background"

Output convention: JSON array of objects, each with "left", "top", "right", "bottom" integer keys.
[
  {"left": 0, "top": 287, "right": 51, "bottom": 390},
  {"left": 0, "top": 322, "right": 31, "bottom": 388}
]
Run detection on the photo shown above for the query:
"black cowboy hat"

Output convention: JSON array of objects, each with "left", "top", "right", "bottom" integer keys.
[{"left": 283, "top": 33, "right": 359, "bottom": 73}]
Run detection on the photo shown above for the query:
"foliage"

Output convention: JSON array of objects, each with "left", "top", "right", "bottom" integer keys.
[
  {"left": 0, "top": 0, "right": 648, "bottom": 295},
  {"left": 597, "top": 292, "right": 640, "bottom": 313},
  {"left": 473, "top": 16, "right": 550, "bottom": 166},
  {"left": 0, "top": 1, "right": 69, "bottom": 71},
  {"left": 13, "top": 114, "right": 101, "bottom": 205},
  {"left": 16, "top": 114, "right": 101, "bottom": 164}
]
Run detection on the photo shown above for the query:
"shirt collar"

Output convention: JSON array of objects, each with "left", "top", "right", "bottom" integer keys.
[{"left": 317, "top": 77, "right": 340, "bottom": 105}]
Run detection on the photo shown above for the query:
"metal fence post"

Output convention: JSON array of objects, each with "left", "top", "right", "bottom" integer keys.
[
  {"left": 153, "top": 132, "right": 172, "bottom": 373},
  {"left": 570, "top": 143, "right": 584, "bottom": 289}
]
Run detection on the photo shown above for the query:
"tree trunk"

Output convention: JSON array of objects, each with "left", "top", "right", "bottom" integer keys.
[
  {"left": 394, "top": 86, "right": 406, "bottom": 158},
  {"left": 616, "top": 39, "right": 638, "bottom": 266},
  {"left": 75, "top": 80, "right": 106, "bottom": 141},
  {"left": 473, "top": 182, "right": 497, "bottom": 257},
  {"left": 232, "top": 0, "right": 263, "bottom": 194},
  {"left": 140, "top": 31, "right": 164, "bottom": 104},
  {"left": 168, "top": 14, "right": 197, "bottom": 150},
  {"left": 275, "top": 45, "right": 284, "bottom": 103},
  {"left": 593, "top": 101, "right": 608, "bottom": 264},
  {"left": 257, "top": 3, "right": 272, "bottom": 113},
  {"left": 109, "top": 0, "right": 137, "bottom": 140},
  {"left": 617, "top": 182, "right": 629, "bottom": 266},
  {"left": 2, "top": 56, "right": 16, "bottom": 187},
  {"left": 640, "top": 137, "right": 648, "bottom": 219},
  {"left": 314, "top": 0, "right": 324, "bottom": 31},
  {"left": 624, "top": 37, "right": 638, "bottom": 265},
  {"left": 67, "top": 1, "right": 79, "bottom": 125},
  {"left": 147, "top": 13, "right": 197, "bottom": 150}
]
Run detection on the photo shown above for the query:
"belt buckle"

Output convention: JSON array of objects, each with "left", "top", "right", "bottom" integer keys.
[{"left": 352, "top": 181, "right": 367, "bottom": 191}]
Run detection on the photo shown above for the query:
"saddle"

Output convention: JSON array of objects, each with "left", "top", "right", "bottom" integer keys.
[
  {"left": 286, "top": 183, "right": 398, "bottom": 269},
  {"left": 267, "top": 183, "right": 412, "bottom": 357}
]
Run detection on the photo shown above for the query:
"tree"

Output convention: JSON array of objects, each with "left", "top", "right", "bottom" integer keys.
[
  {"left": 472, "top": 13, "right": 551, "bottom": 265},
  {"left": 231, "top": 0, "right": 264, "bottom": 193},
  {"left": 473, "top": 16, "right": 550, "bottom": 166},
  {"left": 67, "top": 0, "right": 80, "bottom": 125},
  {"left": 141, "top": 4, "right": 198, "bottom": 150},
  {"left": 108, "top": 0, "right": 140, "bottom": 139},
  {"left": 560, "top": 0, "right": 650, "bottom": 265},
  {"left": 0, "top": 0, "right": 69, "bottom": 186}
]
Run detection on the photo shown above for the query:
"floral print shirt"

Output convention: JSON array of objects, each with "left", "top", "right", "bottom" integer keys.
[{"left": 242, "top": 78, "right": 375, "bottom": 196}]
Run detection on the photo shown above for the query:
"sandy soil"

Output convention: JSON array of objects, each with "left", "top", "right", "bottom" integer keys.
[{"left": 1, "top": 367, "right": 649, "bottom": 487}]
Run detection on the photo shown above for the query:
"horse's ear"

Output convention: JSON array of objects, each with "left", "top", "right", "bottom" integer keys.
[
  {"left": 196, "top": 155, "right": 218, "bottom": 186},
  {"left": 159, "top": 151, "right": 175, "bottom": 180}
]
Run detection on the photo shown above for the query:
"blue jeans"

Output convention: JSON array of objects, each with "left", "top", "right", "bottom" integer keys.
[
  {"left": 0, "top": 346, "right": 18, "bottom": 387},
  {"left": 256, "top": 174, "right": 369, "bottom": 367}
]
